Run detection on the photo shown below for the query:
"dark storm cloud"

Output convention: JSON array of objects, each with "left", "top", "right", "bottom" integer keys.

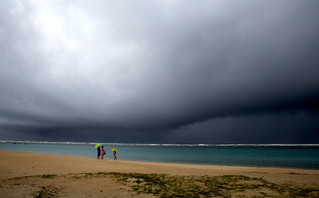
[
  {"left": 0, "top": 0, "right": 319, "bottom": 142},
  {"left": 167, "top": 113, "right": 319, "bottom": 144}
]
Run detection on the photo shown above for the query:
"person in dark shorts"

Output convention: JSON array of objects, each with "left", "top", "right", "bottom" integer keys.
[
  {"left": 101, "top": 146, "right": 105, "bottom": 159},
  {"left": 97, "top": 146, "right": 101, "bottom": 159}
]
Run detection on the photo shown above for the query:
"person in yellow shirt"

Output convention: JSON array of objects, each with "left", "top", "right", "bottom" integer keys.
[{"left": 112, "top": 147, "right": 118, "bottom": 160}]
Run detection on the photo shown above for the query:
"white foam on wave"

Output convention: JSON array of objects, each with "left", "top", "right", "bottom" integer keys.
[
  {"left": 0, "top": 140, "right": 92, "bottom": 145},
  {"left": 1, "top": 140, "right": 318, "bottom": 147}
]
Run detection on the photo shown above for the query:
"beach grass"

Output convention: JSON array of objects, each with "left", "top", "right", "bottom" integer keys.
[
  {"left": 107, "top": 172, "right": 319, "bottom": 197},
  {"left": 62, "top": 172, "right": 319, "bottom": 197},
  {"left": 2, "top": 172, "right": 319, "bottom": 197},
  {"left": 33, "top": 185, "right": 59, "bottom": 198},
  {"left": 7, "top": 174, "right": 57, "bottom": 181}
]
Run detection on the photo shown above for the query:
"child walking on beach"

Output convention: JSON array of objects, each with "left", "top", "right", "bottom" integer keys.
[
  {"left": 101, "top": 146, "right": 105, "bottom": 159},
  {"left": 112, "top": 147, "right": 118, "bottom": 160}
]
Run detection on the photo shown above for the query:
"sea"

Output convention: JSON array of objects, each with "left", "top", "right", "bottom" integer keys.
[{"left": 1, "top": 141, "right": 319, "bottom": 170}]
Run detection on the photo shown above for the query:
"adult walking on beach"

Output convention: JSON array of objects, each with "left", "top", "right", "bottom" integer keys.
[
  {"left": 97, "top": 146, "right": 101, "bottom": 159},
  {"left": 101, "top": 146, "right": 105, "bottom": 159},
  {"left": 112, "top": 147, "right": 118, "bottom": 160}
]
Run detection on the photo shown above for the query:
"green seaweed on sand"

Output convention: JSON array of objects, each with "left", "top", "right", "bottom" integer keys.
[
  {"left": 107, "top": 172, "right": 319, "bottom": 198},
  {"left": 40, "top": 174, "right": 57, "bottom": 179},
  {"left": 6, "top": 174, "right": 57, "bottom": 181},
  {"left": 4, "top": 172, "right": 318, "bottom": 197},
  {"left": 33, "top": 185, "right": 59, "bottom": 198}
]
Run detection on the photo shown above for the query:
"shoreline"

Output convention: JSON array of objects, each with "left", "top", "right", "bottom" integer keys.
[
  {"left": 1, "top": 150, "right": 319, "bottom": 181},
  {"left": 1, "top": 150, "right": 319, "bottom": 197},
  {"left": 1, "top": 149, "right": 319, "bottom": 170},
  {"left": 1, "top": 148, "right": 318, "bottom": 171}
]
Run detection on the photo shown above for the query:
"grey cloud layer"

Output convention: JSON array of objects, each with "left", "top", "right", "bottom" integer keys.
[{"left": 0, "top": 1, "right": 319, "bottom": 140}]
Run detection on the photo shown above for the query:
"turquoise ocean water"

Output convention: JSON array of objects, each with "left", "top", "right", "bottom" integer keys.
[{"left": 1, "top": 141, "right": 319, "bottom": 170}]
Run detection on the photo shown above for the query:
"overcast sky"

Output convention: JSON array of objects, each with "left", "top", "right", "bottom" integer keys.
[{"left": 1, "top": 0, "right": 319, "bottom": 143}]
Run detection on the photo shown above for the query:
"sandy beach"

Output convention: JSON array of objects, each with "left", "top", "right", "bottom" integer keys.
[{"left": 1, "top": 150, "right": 318, "bottom": 197}]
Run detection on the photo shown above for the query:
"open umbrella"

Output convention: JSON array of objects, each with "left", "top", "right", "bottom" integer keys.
[
  {"left": 94, "top": 143, "right": 101, "bottom": 148},
  {"left": 112, "top": 148, "right": 118, "bottom": 152}
]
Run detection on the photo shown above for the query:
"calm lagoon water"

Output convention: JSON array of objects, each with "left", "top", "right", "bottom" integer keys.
[{"left": 0, "top": 142, "right": 319, "bottom": 170}]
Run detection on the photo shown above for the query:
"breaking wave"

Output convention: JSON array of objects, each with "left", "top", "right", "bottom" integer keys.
[{"left": 1, "top": 140, "right": 318, "bottom": 148}]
